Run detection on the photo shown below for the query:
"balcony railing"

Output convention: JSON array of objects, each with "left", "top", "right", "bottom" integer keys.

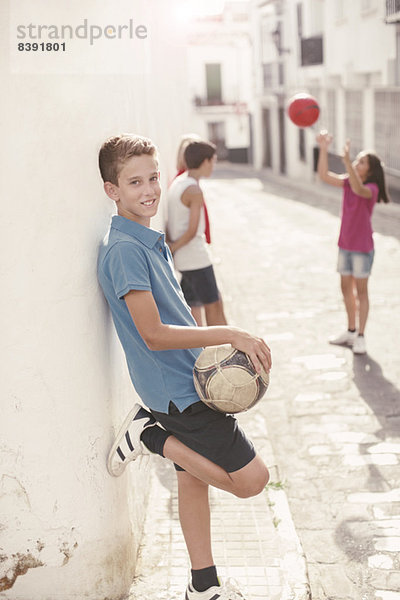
[
  {"left": 193, "top": 97, "right": 246, "bottom": 109},
  {"left": 193, "top": 96, "right": 225, "bottom": 107},
  {"left": 386, "top": 0, "right": 400, "bottom": 22},
  {"left": 300, "top": 35, "right": 323, "bottom": 66}
]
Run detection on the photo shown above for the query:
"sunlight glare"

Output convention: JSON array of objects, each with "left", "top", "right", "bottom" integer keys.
[{"left": 174, "top": 0, "right": 225, "bottom": 24}]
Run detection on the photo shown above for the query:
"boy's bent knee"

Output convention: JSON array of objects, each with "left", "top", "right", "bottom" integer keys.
[{"left": 232, "top": 462, "right": 270, "bottom": 498}]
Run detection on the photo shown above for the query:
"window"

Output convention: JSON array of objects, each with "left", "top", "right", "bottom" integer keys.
[
  {"left": 375, "top": 90, "right": 400, "bottom": 174},
  {"left": 361, "top": 0, "right": 373, "bottom": 10},
  {"left": 262, "top": 63, "right": 283, "bottom": 89},
  {"left": 278, "top": 62, "right": 285, "bottom": 86},
  {"left": 397, "top": 29, "right": 400, "bottom": 85},
  {"left": 207, "top": 122, "right": 227, "bottom": 159},
  {"left": 361, "top": 0, "right": 376, "bottom": 13},
  {"left": 386, "top": 0, "right": 400, "bottom": 21},
  {"left": 300, "top": 36, "right": 323, "bottom": 66},
  {"left": 296, "top": 2, "right": 303, "bottom": 37},
  {"left": 263, "top": 63, "right": 273, "bottom": 89},
  {"left": 335, "top": 0, "right": 345, "bottom": 21},
  {"left": 206, "top": 64, "right": 222, "bottom": 105},
  {"left": 326, "top": 89, "right": 337, "bottom": 151},
  {"left": 262, "top": 109, "right": 272, "bottom": 168},
  {"left": 299, "top": 128, "right": 306, "bottom": 162}
]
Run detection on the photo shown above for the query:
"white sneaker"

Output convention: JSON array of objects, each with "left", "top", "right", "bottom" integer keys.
[
  {"left": 107, "top": 403, "right": 157, "bottom": 477},
  {"left": 353, "top": 335, "right": 366, "bottom": 354},
  {"left": 185, "top": 578, "right": 247, "bottom": 600},
  {"left": 329, "top": 330, "right": 358, "bottom": 346}
]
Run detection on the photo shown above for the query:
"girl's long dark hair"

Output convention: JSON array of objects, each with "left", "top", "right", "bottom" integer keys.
[{"left": 364, "top": 152, "right": 390, "bottom": 203}]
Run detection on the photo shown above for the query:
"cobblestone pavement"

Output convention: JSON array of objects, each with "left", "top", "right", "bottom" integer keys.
[
  {"left": 129, "top": 452, "right": 307, "bottom": 600},
  {"left": 205, "top": 166, "right": 400, "bottom": 600},
  {"left": 129, "top": 165, "right": 399, "bottom": 600}
]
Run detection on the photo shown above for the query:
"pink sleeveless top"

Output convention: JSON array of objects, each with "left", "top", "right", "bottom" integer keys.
[{"left": 338, "top": 179, "right": 378, "bottom": 252}]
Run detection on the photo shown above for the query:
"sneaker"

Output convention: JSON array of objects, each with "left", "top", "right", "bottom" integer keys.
[
  {"left": 329, "top": 330, "right": 358, "bottom": 346},
  {"left": 107, "top": 403, "right": 157, "bottom": 477},
  {"left": 185, "top": 578, "right": 247, "bottom": 600},
  {"left": 353, "top": 335, "right": 366, "bottom": 354}
]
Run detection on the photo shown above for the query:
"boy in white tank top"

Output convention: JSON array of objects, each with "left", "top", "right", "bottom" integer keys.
[{"left": 167, "top": 141, "right": 227, "bottom": 326}]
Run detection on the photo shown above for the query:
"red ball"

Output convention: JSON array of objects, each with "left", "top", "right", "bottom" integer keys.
[{"left": 287, "top": 93, "right": 320, "bottom": 127}]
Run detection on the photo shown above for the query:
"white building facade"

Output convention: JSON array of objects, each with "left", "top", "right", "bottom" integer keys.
[
  {"left": 185, "top": 2, "right": 254, "bottom": 163},
  {"left": 251, "top": 0, "right": 400, "bottom": 197}
]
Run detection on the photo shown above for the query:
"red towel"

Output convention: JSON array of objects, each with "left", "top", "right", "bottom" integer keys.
[{"left": 203, "top": 201, "right": 211, "bottom": 244}]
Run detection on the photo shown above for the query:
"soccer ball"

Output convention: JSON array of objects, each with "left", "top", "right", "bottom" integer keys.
[
  {"left": 193, "top": 345, "right": 269, "bottom": 414},
  {"left": 287, "top": 93, "right": 320, "bottom": 127}
]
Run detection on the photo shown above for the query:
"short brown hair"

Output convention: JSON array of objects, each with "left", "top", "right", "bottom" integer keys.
[
  {"left": 184, "top": 141, "right": 216, "bottom": 169},
  {"left": 98, "top": 134, "right": 157, "bottom": 184}
]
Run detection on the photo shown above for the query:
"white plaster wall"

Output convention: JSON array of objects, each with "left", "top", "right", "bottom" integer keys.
[
  {"left": 324, "top": 1, "right": 396, "bottom": 84},
  {"left": 0, "top": 1, "right": 189, "bottom": 598}
]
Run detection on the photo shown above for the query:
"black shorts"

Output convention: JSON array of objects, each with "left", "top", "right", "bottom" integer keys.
[
  {"left": 180, "top": 265, "right": 220, "bottom": 307},
  {"left": 150, "top": 401, "right": 255, "bottom": 473}
]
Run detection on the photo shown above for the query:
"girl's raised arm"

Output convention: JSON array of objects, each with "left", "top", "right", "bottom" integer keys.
[
  {"left": 341, "top": 140, "right": 373, "bottom": 199},
  {"left": 316, "top": 130, "right": 345, "bottom": 188}
]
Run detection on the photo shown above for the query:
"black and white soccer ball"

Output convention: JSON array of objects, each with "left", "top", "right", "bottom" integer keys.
[{"left": 193, "top": 344, "right": 269, "bottom": 414}]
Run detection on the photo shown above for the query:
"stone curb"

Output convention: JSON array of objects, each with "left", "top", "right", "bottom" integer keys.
[{"left": 257, "top": 444, "right": 312, "bottom": 600}]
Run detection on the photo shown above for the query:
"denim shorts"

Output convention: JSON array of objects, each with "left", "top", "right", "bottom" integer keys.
[
  {"left": 180, "top": 264, "right": 220, "bottom": 307},
  {"left": 150, "top": 401, "right": 255, "bottom": 473},
  {"left": 337, "top": 248, "right": 375, "bottom": 278}
]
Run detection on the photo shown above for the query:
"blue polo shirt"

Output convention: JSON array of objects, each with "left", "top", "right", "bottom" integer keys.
[{"left": 97, "top": 215, "right": 202, "bottom": 414}]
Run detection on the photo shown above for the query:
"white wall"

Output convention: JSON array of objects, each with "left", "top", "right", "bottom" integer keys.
[
  {"left": 0, "top": 1, "right": 189, "bottom": 599},
  {"left": 325, "top": 1, "right": 396, "bottom": 85},
  {"left": 185, "top": 4, "right": 253, "bottom": 152}
]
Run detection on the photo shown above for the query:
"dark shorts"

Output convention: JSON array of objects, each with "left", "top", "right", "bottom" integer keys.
[
  {"left": 180, "top": 265, "right": 220, "bottom": 307},
  {"left": 150, "top": 401, "right": 255, "bottom": 473}
]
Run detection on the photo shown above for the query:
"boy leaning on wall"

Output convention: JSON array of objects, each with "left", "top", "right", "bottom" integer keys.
[{"left": 97, "top": 133, "right": 272, "bottom": 600}]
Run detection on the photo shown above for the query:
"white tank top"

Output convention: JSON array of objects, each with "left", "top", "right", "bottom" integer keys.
[{"left": 167, "top": 173, "right": 212, "bottom": 271}]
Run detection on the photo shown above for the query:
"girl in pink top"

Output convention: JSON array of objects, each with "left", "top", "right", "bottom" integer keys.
[{"left": 317, "top": 130, "right": 389, "bottom": 355}]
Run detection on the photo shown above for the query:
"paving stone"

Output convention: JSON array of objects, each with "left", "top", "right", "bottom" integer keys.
[
  {"left": 369, "top": 569, "right": 400, "bottom": 589},
  {"left": 374, "top": 537, "right": 400, "bottom": 552},
  {"left": 368, "top": 554, "right": 394, "bottom": 569},
  {"left": 317, "top": 564, "right": 357, "bottom": 598},
  {"left": 349, "top": 490, "right": 400, "bottom": 504},
  {"left": 373, "top": 504, "right": 400, "bottom": 519},
  {"left": 375, "top": 590, "right": 400, "bottom": 600},
  {"left": 308, "top": 443, "right": 361, "bottom": 456},
  {"left": 328, "top": 431, "right": 381, "bottom": 444},
  {"left": 297, "top": 530, "right": 345, "bottom": 563},
  {"left": 368, "top": 443, "right": 400, "bottom": 454},
  {"left": 343, "top": 454, "right": 398, "bottom": 466},
  {"left": 292, "top": 353, "right": 347, "bottom": 370},
  {"left": 372, "top": 519, "right": 400, "bottom": 532}
]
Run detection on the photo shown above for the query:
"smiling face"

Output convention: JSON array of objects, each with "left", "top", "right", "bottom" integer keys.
[
  {"left": 353, "top": 152, "right": 371, "bottom": 182},
  {"left": 104, "top": 154, "right": 161, "bottom": 226}
]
